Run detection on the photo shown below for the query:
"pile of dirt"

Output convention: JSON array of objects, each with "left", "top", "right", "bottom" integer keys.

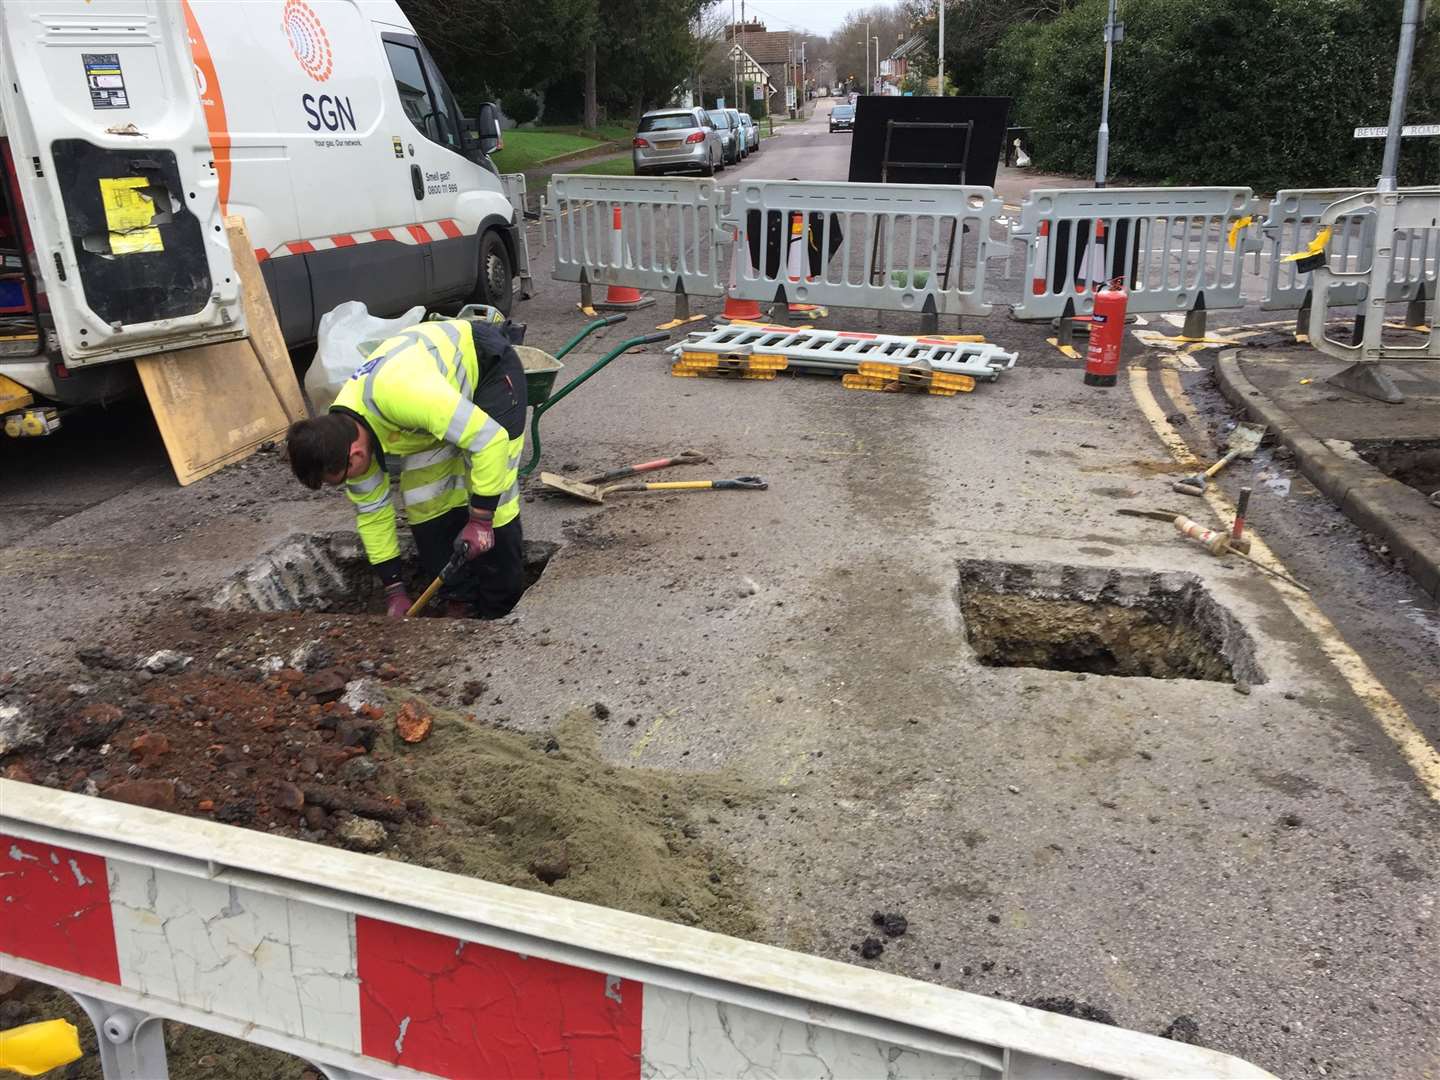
[
  {"left": 1, "top": 596, "right": 759, "bottom": 1077},
  {"left": 2, "top": 606, "right": 755, "bottom": 934},
  {"left": 383, "top": 702, "right": 753, "bottom": 933}
]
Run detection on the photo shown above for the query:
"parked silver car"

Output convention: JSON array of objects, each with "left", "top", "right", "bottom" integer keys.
[
  {"left": 737, "top": 112, "right": 760, "bottom": 154},
  {"left": 633, "top": 107, "right": 722, "bottom": 176},
  {"left": 707, "top": 108, "right": 741, "bottom": 165},
  {"left": 723, "top": 109, "right": 749, "bottom": 159}
]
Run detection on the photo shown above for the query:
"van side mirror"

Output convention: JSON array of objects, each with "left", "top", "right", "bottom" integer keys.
[{"left": 467, "top": 102, "right": 502, "bottom": 158}]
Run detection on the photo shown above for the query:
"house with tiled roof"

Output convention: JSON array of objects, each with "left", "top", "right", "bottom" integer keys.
[{"left": 732, "top": 21, "right": 796, "bottom": 116}]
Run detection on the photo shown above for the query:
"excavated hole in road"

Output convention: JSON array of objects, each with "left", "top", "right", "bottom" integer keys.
[
  {"left": 210, "top": 531, "right": 559, "bottom": 614},
  {"left": 1352, "top": 438, "right": 1440, "bottom": 499},
  {"left": 957, "top": 559, "right": 1264, "bottom": 684}
]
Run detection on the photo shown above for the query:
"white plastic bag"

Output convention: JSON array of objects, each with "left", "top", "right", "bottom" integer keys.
[{"left": 305, "top": 300, "right": 424, "bottom": 410}]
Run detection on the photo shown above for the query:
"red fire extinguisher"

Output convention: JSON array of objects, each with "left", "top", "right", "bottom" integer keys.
[{"left": 1084, "top": 280, "right": 1127, "bottom": 387}]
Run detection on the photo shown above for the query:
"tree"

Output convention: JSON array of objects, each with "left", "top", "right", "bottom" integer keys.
[
  {"left": 597, "top": 0, "right": 718, "bottom": 122},
  {"left": 986, "top": 0, "right": 1440, "bottom": 189},
  {"left": 401, "top": 0, "right": 717, "bottom": 127},
  {"left": 829, "top": 4, "right": 908, "bottom": 94},
  {"left": 899, "top": 0, "right": 1070, "bottom": 96},
  {"left": 400, "top": 0, "right": 596, "bottom": 109}
]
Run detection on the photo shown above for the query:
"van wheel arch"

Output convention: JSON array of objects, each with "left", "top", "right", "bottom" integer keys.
[{"left": 473, "top": 218, "right": 516, "bottom": 315}]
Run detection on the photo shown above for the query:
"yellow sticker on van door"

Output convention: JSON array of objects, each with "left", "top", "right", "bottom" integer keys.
[{"left": 99, "top": 176, "right": 164, "bottom": 254}]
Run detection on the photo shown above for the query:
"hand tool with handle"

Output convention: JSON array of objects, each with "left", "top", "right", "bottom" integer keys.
[
  {"left": 1229, "top": 486, "right": 1253, "bottom": 554},
  {"left": 1172, "top": 421, "right": 1265, "bottom": 496},
  {"left": 1118, "top": 509, "right": 1308, "bottom": 591},
  {"left": 406, "top": 548, "right": 466, "bottom": 618},
  {"left": 539, "top": 472, "right": 766, "bottom": 504},
  {"left": 581, "top": 449, "right": 707, "bottom": 485}
]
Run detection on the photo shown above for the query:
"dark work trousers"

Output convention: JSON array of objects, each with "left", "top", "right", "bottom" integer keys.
[{"left": 407, "top": 346, "right": 528, "bottom": 619}]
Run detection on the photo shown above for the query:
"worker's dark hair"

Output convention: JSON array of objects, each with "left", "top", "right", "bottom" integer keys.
[{"left": 286, "top": 413, "right": 353, "bottom": 489}]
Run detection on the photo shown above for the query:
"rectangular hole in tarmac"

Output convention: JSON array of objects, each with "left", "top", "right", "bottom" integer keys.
[
  {"left": 957, "top": 559, "right": 1264, "bottom": 684},
  {"left": 1351, "top": 438, "right": 1440, "bottom": 500}
]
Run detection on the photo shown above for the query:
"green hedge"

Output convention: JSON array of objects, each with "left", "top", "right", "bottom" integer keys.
[{"left": 985, "top": 0, "right": 1440, "bottom": 190}]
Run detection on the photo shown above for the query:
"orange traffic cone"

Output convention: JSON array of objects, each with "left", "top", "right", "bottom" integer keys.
[
  {"left": 785, "top": 211, "right": 823, "bottom": 316},
  {"left": 722, "top": 227, "right": 763, "bottom": 321},
  {"left": 595, "top": 205, "right": 654, "bottom": 311},
  {"left": 1080, "top": 218, "right": 1107, "bottom": 293},
  {"left": 1032, "top": 220, "right": 1051, "bottom": 296}
]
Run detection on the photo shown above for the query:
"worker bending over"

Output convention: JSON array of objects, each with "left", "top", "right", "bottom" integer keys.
[{"left": 286, "top": 314, "right": 526, "bottom": 619}]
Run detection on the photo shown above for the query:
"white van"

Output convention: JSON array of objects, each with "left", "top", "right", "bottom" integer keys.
[{"left": 0, "top": 0, "right": 517, "bottom": 412}]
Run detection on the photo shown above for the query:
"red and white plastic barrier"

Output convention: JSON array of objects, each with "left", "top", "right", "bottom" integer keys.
[{"left": 0, "top": 781, "right": 1276, "bottom": 1080}]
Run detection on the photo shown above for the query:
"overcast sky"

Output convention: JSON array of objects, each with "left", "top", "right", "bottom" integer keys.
[{"left": 728, "top": 0, "right": 895, "bottom": 38}]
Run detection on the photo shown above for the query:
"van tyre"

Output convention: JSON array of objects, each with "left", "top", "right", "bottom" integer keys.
[{"left": 475, "top": 229, "right": 514, "bottom": 315}]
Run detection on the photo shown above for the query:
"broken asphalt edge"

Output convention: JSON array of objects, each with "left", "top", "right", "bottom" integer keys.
[{"left": 1215, "top": 349, "right": 1440, "bottom": 603}]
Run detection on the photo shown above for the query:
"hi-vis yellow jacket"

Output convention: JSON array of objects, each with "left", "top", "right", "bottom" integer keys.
[{"left": 330, "top": 320, "right": 522, "bottom": 568}]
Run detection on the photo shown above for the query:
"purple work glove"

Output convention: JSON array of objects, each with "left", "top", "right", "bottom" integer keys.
[
  {"left": 455, "top": 508, "right": 495, "bottom": 561},
  {"left": 384, "top": 582, "right": 411, "bottom": 619}
]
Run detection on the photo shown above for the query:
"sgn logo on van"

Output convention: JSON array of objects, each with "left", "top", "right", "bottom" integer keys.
[{"left": 283, "top": 0, "right": 360, "bottom": 132}]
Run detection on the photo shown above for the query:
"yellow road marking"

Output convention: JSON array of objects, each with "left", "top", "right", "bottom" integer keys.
[{"left": 1131, "top": 366, "right": 1440, "bottom": 801}]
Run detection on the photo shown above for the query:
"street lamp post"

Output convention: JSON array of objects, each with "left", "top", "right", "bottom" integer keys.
[
  {"left": 1095, "top": 0, "right": 1120, "bottom": 187},
  {"left": 872, "top": 36, "right": 880, "bottom": 93},
  {"left": 864, "top": 20, "right": 870, "bottom": 94},
  {"left": 1378, "top": 0, "right": 1422, "bottom": 192},
  {"left": 937, "top": 0, "right": 945, "bottom": 96}
]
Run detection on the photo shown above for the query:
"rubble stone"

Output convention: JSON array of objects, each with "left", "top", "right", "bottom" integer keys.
[
  {"left": 395, "top": 700, "right": 432, "bottom": 744},
  {"left": 129, "top": 731, "right": 171, "bottom": 763},
  {"left": 105, "top": 778, "right": 177, "bottom": 811},
  {"left": 288, "top": 641, "right": 334, "bottom": 673},
  {"left": 341, "top": 678, "right": 388, "bottom": 714},
  {"left": 303, "top": 669, "right": 348, "bottom": 704},
  {"left": 0, "top": 704, "right": 42, "bottom": 757},
  {"left": 335, "top": 814, "right": 388, "bottom": 852},
  {"left": 141, "top": 650, "right": 193, "bottom": 675}
]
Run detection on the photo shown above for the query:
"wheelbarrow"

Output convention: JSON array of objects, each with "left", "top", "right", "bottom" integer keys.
[{"left": 515, "top": 315, "right": 670, "bottom": 477}]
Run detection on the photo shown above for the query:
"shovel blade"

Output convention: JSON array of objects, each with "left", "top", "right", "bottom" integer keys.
[
  {"left": 1228, "top": 422, "right": 1266, "bottom": 458},
  {"left": 539, "top": 471, "right": 606, "bottom": 503}
]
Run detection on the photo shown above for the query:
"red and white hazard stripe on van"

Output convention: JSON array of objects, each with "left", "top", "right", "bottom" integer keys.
[{"left": 256, "top": 218, "right": 465, "bottom": 262}]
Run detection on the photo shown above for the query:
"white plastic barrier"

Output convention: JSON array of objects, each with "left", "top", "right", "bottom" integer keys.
[
  {"left": 1259, "top": 188, "right": 1437, "bottom": 322},
  {"left": 0, "top": 780, "right": 1277, "bottom": 1079},
  {"left": 498, "top": 172, "right": 534, "bottom": 298},
  {"left": 548, "top": 174, "right": 725, "bottom": 303},
  {"left": 1011, "top": 187, "right": 1260, "bottom": 330},
  {"left": 720, "top": 179, "right": 1003, "bottom": 321},
  {"left": 1310, "top": 187, "right": 1440, "bottom": 365}
]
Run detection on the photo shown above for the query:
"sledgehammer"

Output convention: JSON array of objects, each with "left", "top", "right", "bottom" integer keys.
[{"left": 1172, "top": 421, "right": 1265, "bottom": 497}]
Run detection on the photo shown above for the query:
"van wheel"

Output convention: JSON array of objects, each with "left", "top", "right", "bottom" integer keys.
[{"left": 475, "top": 229, "right": 514, "bottom": 316}]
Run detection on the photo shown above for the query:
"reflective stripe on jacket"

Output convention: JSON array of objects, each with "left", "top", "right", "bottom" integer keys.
[{"left": 330, "top": 320, "right": 522, "bottom": 567}]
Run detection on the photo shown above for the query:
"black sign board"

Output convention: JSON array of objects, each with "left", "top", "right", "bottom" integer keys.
[{"left": 847, "top": 96, "right": 1010, "bottom": 187}]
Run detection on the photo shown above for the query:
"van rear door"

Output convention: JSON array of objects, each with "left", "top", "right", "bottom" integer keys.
[{"left": 0, "top": 0, "right": 243, "bottom": 366}]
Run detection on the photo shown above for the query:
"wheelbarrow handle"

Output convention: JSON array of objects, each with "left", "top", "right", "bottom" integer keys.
[
  {"left": 552, "top": 314, "right": 628, "bottom": 361},
  {"left": 518, "top": 330, "right": 671, "bottom": 478}
]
